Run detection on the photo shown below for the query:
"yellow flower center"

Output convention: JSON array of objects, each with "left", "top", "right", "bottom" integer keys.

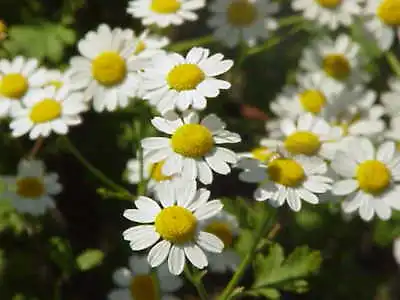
[
  {"left": 91, "top": 52, "right": 126, "bottom": 86},
  {"left": 251, "top": 146, "right": 273, "bottom": 162},
  {"left": 323, "top": 54, "right": 351, "bottom": 80},
  {"left": 377, "top": 0, "right": 400, "bottom": 26},
  {"left": 130, "top": 275, "right": 157, "bottom": 300},
  {"left": 315, "top": 0, "right": 342, "bottom": 8},
  {"left": 150, "top": 0, "right": 181, "bottom": 13},
  {"left": 167, "top": 64, "right": 205, "bottom": 91},
  {"left": 155, "top": 206, "right": 197, "bottom": 244},
  {"left": 30, "top": 98, "right": 62, "bottom": 123},
  {"left": 284, "top": 131, "right": 321, "bottom": 156},
  {"left": 149, "top": 161, "right": 173, "bottom": 182},
  {"left": 0, "top": 73, "right": 29, "bottom": 99},
  {"left": 356, "top": 160, "right": 391, "bottom": 195},
  {"left": 0, "top": 20, "right": 6, "bottom": 34},
  {"left": 268, "top": 158, "right": 305, "bottom": 187},
  {"left": 205, "top": 221, "right": 233, "bottom": 249},
  {"left": 16, "top": 177, "right": 45, "bottom": 198},
  {"left": 171, "top": 124, "right": 214, "bottom": 158},
  {"left": 134, "top": 41, "right": 147, "bottom": 55},
  {"left": 227, "top": 0, "right": 257, "bottom": 26},
  {"left": 299, "top": 90, "right": 327, "bottom": 114}
]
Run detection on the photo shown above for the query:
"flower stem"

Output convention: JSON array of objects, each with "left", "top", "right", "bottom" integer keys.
[
  {"left": 218, "top": 210, "right": 277, "bottom": 300},
  {"left": 62, "top": 136, "right": 132, "bottom": 196},
  {"left": 386, "top": 51, "right": 400, "bottom": 77},
  {"left": 184, "top": 266, "right": 209, "bottom": 300},
  {"left": 29, "top": 137, "right": 44, "bottom": 159}
]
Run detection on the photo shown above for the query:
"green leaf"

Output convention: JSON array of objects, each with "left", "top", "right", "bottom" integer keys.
[
  {"left": 254, "top": 288, "right": 281, "bottom": 299},
  {"left": 76, "top": 249, "right": 105, "bottom": 271},
  {"left": 49, "top": 237, "right": 74, "bottom": 275}
]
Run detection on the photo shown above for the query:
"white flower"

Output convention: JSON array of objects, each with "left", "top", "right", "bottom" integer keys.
[
  {"left": 1, "top": 159, "right": 62, "bottom": 216},
  {"left": 141, "top": 111, "right": 241, "bottom": 184},
  {"left": 237, "top": 146, "right": 276, "bottom": 162},
  {"left": 133, "top": 30, "right": 169, "bottom": 59},
  {"left": 331, "top": 138, "right": 400, "bottom": 221},
  {"left": 0, "top": 56, "right": 48, "bottom": 117},
  {"left": 362, "top": 0, "right": 400, "bottom": 51},
  {"left": 238, "top": 155, "right": 332, "bottom": 211},
  {"left": 108, "top": 255, "right": 182, "bottom": 300},
  {"left": 201, "top": 211, "right": 241, "bottom": 273},
  {"left": 127, "top": 0, "right": 205, "bottom": 28},
  {"left": 142, "top": 47, "right": 233, "bottom": 113},
  {"left": 123, "top": 181, "right": 224, "bottom": 275},
  {"left": 69, "top": 24, "right": 146, "bottom": 112},
  {"left": 299, "top": 34, "right": 369, "bottom": 87},
  {"left": 394, "top": 237, "right": 400, "bottom": 265},
  {"left": 42, "top": 69, "right": 75, "bottom": 90},
  {"left": 262, "top": 113, "right": 342, "bottom": 161},
  {"left": 207, "top": 0, "right": 279, "bottom": 48},
  {"left": 292, "top": 0, "right": 364, "bottom": 30},
  {"left": 10, "top": 85, "right": 86, "bottom": 139}
]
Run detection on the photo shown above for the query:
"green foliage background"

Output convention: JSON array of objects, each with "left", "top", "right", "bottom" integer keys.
[{"left": 0, "top": 0, "right": 399, "bottom": 299}]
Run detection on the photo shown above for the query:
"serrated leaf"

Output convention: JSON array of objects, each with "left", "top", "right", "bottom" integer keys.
[{"left": 76, "top": 249, "right": 104, "bottom": 271}]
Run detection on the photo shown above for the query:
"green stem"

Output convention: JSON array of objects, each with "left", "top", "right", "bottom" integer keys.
[
  {"left": 386, "top": 51, "right": 400, "bottom": 77},
  {"left": 62, "top": 136, "right": 132, "bottom": 196},
  {"left": 184, "top": 266, "right": 208, "bottom": 300},
  {"left": 167, "top": 35, "right": 214, "bottom": 52},
  {"left": 218, "top": 211, "right": 277, "bottom": 300}
]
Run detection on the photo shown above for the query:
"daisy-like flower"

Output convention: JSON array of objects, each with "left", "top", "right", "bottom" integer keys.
[
  {"left": 0, "top": 56, "right": 48, "bottom": 117},
  {"left": 201, "top": 211, "right": 241, "bottom": 273},
  {"left": 262, "top": 113, "right": 342, "bottom": 161},
  {"left": 123, "top": 181, "right": 224, "bottom": 275},
  {"left": 207, "top": 0, "right": 279, "bottom": 48},
  {"left": 363, "top": 0, "right": 400, "bottom": 51},
  {"left": 132, "top": 31, "right": 169, "bottom": 59},
  {"left": 142, "top": 47, "right": 233, "bottom": 113},
  {"left": 42, "top": 69, "right": 74, "bottom": 91},
  {"left": 331, "top": 138, "right": 400, "bottom": 221},
  {"left": 299, "top": 34, "right": 369, "bottom": 87},
  {"left": 10, "top": 86, "right": 86, "bottom": 139},
  {"left": 1, "top": 159, "right": 62, "bottom": 216},
  {"left": 238, "top": 154, "right": 332, "bottom": 211},
  {"left": 108, "top": 255, "right": 182, "bottom": 300},
  {"left": 394, "top": 237, "right": 400, "bottom": 265},
  {"left": 141, "top": 111, "right": 241, "bottom": 184},
  {"left": 238, "top": 146, "right": 276, "bottom": 162},
  {"left": 69, "top": 24, "right": 145, "bottom": 112},
  {"left": 292, "top": 0, "right": 364, "bottom": 30},
  {"left": 127, "top": 0, "right": 205, "bottom": 28}
]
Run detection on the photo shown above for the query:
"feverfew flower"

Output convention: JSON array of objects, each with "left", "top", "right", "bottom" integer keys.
[
  {"left": 69, "top": 24, "right": 145, "bottom": 112},
  {"left": 363, "top": 0, "right": 400, "bottom": 51},
  {"left": 108, "top": 255, "right": 182, "bottom": 300},
  {"left": 10, "top": 86, "right": 86, "bottom": 139},
  {"left": 292, "top": 0, "right": 364, "bottom": 30},
  {"left": 1, "top": 159, "right": 62, "bottom": 216},
  {"left": 262, "top": 113, "right": 342, "bottom": 161},
  {"left": 238, "top": 155, "right": 332, "bottom": 211},
  {"left": 202, "top": 211, "right": 241, "bottom": 273},
  {"left": 0, "top": 56, "right": 48, "bottom": 117},
  {"left": 331, "top": 138, "right": 400, "bottom": 221},
  {"left": 127, "top": 0, "right": 205, "bottom": 28},
  {"left": 299, "top": 34, "right": 369, "bottom": 87},
  {"left": 132, "top": 31, "right": 169, "bottom": 59},
  {"left": 42, "top": 69, "right": 74, "bottom": 90},
  {"left": 141, "top": 111, "right": 241, "bottom": 184},
  {"left": 142, "top": 47, "right": 233, "bottom": 113},
  {"left": 207, "top": 0, "right": 279, "bottom": 48},
  {"left": 123, "top": 181, "right": 224, "bottom": 275}
]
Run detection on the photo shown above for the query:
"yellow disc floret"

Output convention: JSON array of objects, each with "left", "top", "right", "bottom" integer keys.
[
  {"left": 30, "top": 99, "right": 62, "bottom": 123},
  {"left": 155, "top": 206, "right": 197, "bottom": 244},
  {"left": 299, "top": 90, "right": 327, "bottom": 114},
  {"left": 92, "top": 52, "right": 126, "bottom": 86},
  {"left": 171, "top": 124, "right": 214, "bottom": 157},
  {"left": 323, "top": 54, "right": 351, "bottom": 80},
  {"left": 16, "top": 177, "right": 45, "bottom": 198},
  {"left": 130, "top": 275, "right": 157, "bottom": 300},
  {"left": 356, "top": 160, "right": 391, "bottom": 195},
  {"left": 227, "top": 0, "right": 257, "bottom": 27},
  {"left": 167, "top": 64, "right": 205, "bottom": 91},
  {"left": 315, "top": 0, "right": 342, "bottom": 9},
  {"left": 149, "top": 161, "right": 173, "bottom": 182},
  {"left": 0, "top": 73, "right": 29, "bottom": 99},
  {"left": 205, "top": 221, "right": 233, "bottom": 249},
  {"left": 134, "top": 41, "right": 147, "bottom": 55},
  {"left": 268, "top": 158, "right": 305, "bottom": 187},
  {"left": 251, "top": 146, "right": 274, "bottom": 162},
  {"left": 284, "top": 131, "right": 321, "bottom": 156},
  {"left": 377, "top": 0, "right": 400, "bottom": 26},
  {"left": 151, "top": 0, "right": 181, "bottom": 13}
]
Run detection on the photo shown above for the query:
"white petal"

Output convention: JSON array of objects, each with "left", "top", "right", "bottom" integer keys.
[
  {"left": 168, "top": 246, "right": 185, "bottom": 275},
  {"left": 201, "top": 114, "right": 225, "bottom": 132},
  {"left": 332, "top": 180, "right": 358, "bottom": 196},
  {"left": 187, "top": 188, "right": 210, "bottom": 211},
  {"left": 123, "top": 225, "right": 159, "bottom": 250},
  {"left": 205, "top": 154, "right": 231, "bottom": 174},
  {"left": 194, "top": 200, "right": 223, "bottom": 220},
  {"left": 135, "top": 196, "right": 161, "bottom": 215},
  {"left": 123, "top": 209, "right": 157, "bottom": 223},
  {"left": 286, "top": 189, "right": 301, "bottom": 212},
  {"left": 377, "top": 141, "right": 395, "bottom": 164},
  {"left": 176, "top": 179, "right": 196, "bottom": 207},
  {"left": 141, "top": 137, "right": 170, "bottom": 150},
  {"left": 197, "top": 160, "right": 213, "bottom": 185},
  {"left": 196, "top": 231, "right": 224, "bottom": 253},
  {"left": 184, "top": 244, "right": 208, "bottom": 269},
  {"left": 331, "top": 151, "right": 357, "bottom": 178},
  {"left": 148, "top": 240, "right": 171, "bottom": 267},
  {"left": 297, "top": 188, "right": 319, "bottom": 204}
]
